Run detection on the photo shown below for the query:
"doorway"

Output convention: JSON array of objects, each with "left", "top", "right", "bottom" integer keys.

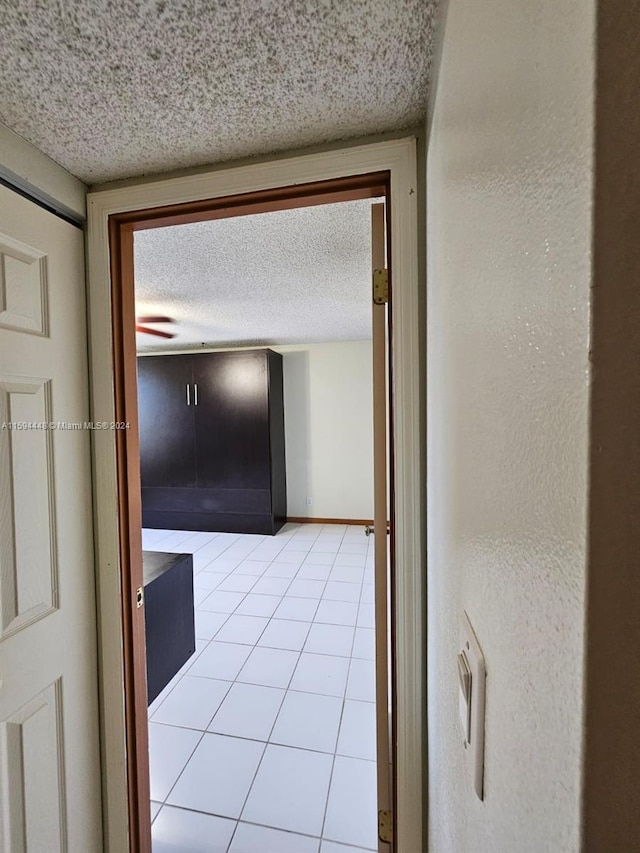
[
  {"left": 132, "top": 191, "right": 389, "bottom": 851},
  {"left": 89, "top": 140, "right": 424, "bottom": 849}
]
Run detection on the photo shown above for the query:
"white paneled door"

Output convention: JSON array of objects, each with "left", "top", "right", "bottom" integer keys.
[{"left": 0, "top": 186, "right": 103, "bottom": 852}]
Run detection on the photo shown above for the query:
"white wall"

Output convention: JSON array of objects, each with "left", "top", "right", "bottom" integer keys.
[
  {"left": 426, "top": 1, "right": 593, "bottom": 851},
  {"left": 274, "top": 341, "right": 373, "bottom": 520}
]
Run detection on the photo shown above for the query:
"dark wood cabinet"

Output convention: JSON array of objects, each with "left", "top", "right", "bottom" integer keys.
[
  {"left": 137, "top": 349, "right": 286, "bottom": 534},
  {"left": 143, "top": 550, "right": 195, "bottom": 705}
]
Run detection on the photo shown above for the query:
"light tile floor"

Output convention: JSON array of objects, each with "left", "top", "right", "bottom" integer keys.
[{"left": 145, "top": 523, "right": 378, "bottom": 853}]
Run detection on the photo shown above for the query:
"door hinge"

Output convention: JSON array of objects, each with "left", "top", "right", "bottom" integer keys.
[
  {"left": 136, "top": 586, "right": 144, "bottom": 608},
  {"left": 378, "top": 809, "right": 393, "bottom": 844},
  {"left": 373, "top": 268, "right": 389, "bottom": 304}
]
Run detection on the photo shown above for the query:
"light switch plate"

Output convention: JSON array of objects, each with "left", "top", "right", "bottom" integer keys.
[{"left": 460, "top": 611, "right": 486, "bottom": 800}]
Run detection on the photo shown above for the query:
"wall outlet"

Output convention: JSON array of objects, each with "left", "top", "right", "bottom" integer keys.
[{"left": 306, "top": 497, "right": 313, "bottom": 506}]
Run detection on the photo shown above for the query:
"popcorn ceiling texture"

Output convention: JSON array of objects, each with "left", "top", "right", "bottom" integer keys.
[
  {"left": 134, "top": 198, "right": 377, "bottom": 350},
  {"left": 0, "top": 0, "right": 437, "bottom": 183}
]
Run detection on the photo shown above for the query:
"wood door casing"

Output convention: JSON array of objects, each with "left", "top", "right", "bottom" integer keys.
[{"left": 105, "top": 169, "right": 398, "bottom": 852}]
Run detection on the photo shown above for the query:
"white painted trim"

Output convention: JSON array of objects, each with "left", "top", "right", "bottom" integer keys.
[
  {"left": 0, "top": 121, "right": 87, "bottom": 221},
  {"left": 86, "top": 136, "right": 424, "bottom": 852}
]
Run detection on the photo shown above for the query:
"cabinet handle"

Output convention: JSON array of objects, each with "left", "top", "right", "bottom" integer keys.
[
  {"left": 186, "top": 384, "right": 191, "bottom": 406},
  {"left": 194, "top": 383, "right": 199, "bottom": 406}
]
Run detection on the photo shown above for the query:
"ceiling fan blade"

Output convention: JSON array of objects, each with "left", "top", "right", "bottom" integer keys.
[
  {"left": 136, "top": 316, "right": 174, "bottom": 324},
  {"left": 135, "top": 325, "right": 176, "bottom": 339}
]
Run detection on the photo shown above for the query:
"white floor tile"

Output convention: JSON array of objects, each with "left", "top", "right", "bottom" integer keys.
[
  {"left": 352, "top": 627, "right": 375, "bottom": 660},
  {"left": 304, "top": 624, "right": 355, "bottom": 658},
  {"left": 329, "top": 565, "right": 365, "bottom": 584},
  {"left": 346, "top": 659, "right": 376, "bottom": 703},
  {"left": 193, "top": 551, "right": 226, "bottom": 572},
  {"left": 194, "top": 587, "right": 213, "bottom": 606},
  {"left": 288, "top": 578, "right": 326, "bottom": 599},
  {"left": 206, "top": 555, "right": 244, "bottom": 571},
  {"left": 258, "top": 619, "right": 311, "bottom": 651},
  {"left": 337, "top": 700, "right": 377, "bottom": 761},
  {"left": 142, "top": 528, "right": 171, "bottom": 548},
  {"left": 152, "top": 531, "right": 195, "bottom": 551},
  {"left": 322, "top": 581, "right": 361, "bottom": 603},
  {"left": 264, "top": 561, "right": 300, "bottom": 578},
  {"left": 274, "top": 596, "right": 320, "bottom": 622},
  {"left": 233, "top": 559, "right": 270, "bottom": 575},
  {"left": 148, "top": 722, "right": 201, "bottom": 801},
  {"left": 152, "top": 805, "right": 236, "bottom": 853},
  {"left": 310, "top": 542, "right": 340, "bottom": 554},
  {"left": 194, "top": 571, "right": 227, "bottom": 591},
  {"left": 297, "top": 563, "right": 332, "bottom": 581},
  {"left": 237, "top": 646, "right": 300, "bottom": 688},
  {"left": 321, "top": 841, "right": 374, "bottom": 853},
  {"left": 304, "top": 552, "right": 336, "bottom": 565},
  {"left": 215, "top": 574, "right": 258, "bottom": 593},
  {"left": 150, "top": 800, "right": 162, "bottom": 822},
  {"left": 147, "top": 527, "right": 380, "bottom": 850},
  {"left": 360, "top": 584, "right": 374, "bottom": 604},
  {"left": 271, "top": 691, "right": 342, "bottom": 753},
  {"left": 215, "top": 614, "right": 269, "bottom": 645},
  {"left": 314, "top": 600, "right": 359, "bottom": 627},
  {"left": 246, "top": 545, "right": 286, "bottom": 560},
  {"left": 152, "top": 676, "right": 231, "bottom": 731},
  {"left": 148, "top": 676, "right": 182, "bottom": 717},
  {"left": 323, "top": 756, "right": 378, "bottom": 850},
  {"left": 242, "top": 744, "right": 333, "bottom": 836},
  {"left": 235, "top": 593, "right": 281, "bottom": 617},
  {"left": 208, "top": 682, "right": 285, "bottom": 741},
  {"left": 167, "top": 733, "right": 264, "bottom": 818},
  {"left": 252, "top": 576, "right": 292, "bottom": 596},
  {"left": 275, "top": 550, "right": 308, "bottom": 565},
  {"left": 338, "top": 542, "right": 369, "bottom": 555},
  {"left": 288, "top": 533, "right": 319, "bottom": 544},
  {"left": 356, "top": 603, "right": 375, "bottom": 629},
  {"left": 187, "top": 641, "right": 252, "bottom": 681},
  {"left": 333, "top": 553, "right": 366, "bottom": 567},
  {"left": 199, "top": 590, "right": 246, "bottom": 613},
  {"left": 290, "top": 653, "right": 350, "bottom": 697},
  {"left": 194, "top": 610, "right": 228, "bottom": 641},
  {"left": 229, "top": 822, "right": 319, "bottom": 853}
]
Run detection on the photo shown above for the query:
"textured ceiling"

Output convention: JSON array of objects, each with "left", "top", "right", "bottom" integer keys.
[
  {"left": 134, "top": 198, "right": 379, "bottom": 351},
  {"left": 0, "top": 0, "right": 437, "bottom": 184}
]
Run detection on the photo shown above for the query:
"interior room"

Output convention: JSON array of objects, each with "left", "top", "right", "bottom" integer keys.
[
  {"left": 2, "top": 2, "right": 639, "bottom": 851},
  {"left": 135, "top": 198, "right": 386, "bottom": 852}
]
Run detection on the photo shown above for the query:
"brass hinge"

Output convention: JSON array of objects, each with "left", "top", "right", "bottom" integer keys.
[
  {"left": 378, "top": 809, "right": 393, "bottom": 844},
  {"left": 373, "top": 268, "right": 389, "bottom": 304},
  {"left": 136, "top": 586, "right": 144, "bottom": 608}
]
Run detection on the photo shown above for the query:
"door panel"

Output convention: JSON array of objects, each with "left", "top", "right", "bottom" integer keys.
[
  {"left": 137, "top": 354, "right": 196, "bottom": 487},
  {"left": 193, "top": 350, "right": 270, "bottom": 490},
  {"left": 0, "top": 185, "right": 103, "bottom": 852},
  {"left": 372, "top": 202, "right": 393, "bottom": 852}
]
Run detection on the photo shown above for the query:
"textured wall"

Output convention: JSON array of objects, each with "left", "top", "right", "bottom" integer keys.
[
  {"left": 275, "top": 341, "right": 374, "bottom": 520},
  {"left": 425, "top": 0, "right": 593, "bottom": 850}
]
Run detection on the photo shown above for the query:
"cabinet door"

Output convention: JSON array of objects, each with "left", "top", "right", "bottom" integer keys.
[
  {"left": 193, "top": 350, "right": 271, "bottom": 490},
  {"left": 137, "top": 355, "right": 197, "bottom": 487}
]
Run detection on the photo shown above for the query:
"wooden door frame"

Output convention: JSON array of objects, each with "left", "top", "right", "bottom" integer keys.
[{"left": 86, "top": 137, "right": 424, "bottom": 852}]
